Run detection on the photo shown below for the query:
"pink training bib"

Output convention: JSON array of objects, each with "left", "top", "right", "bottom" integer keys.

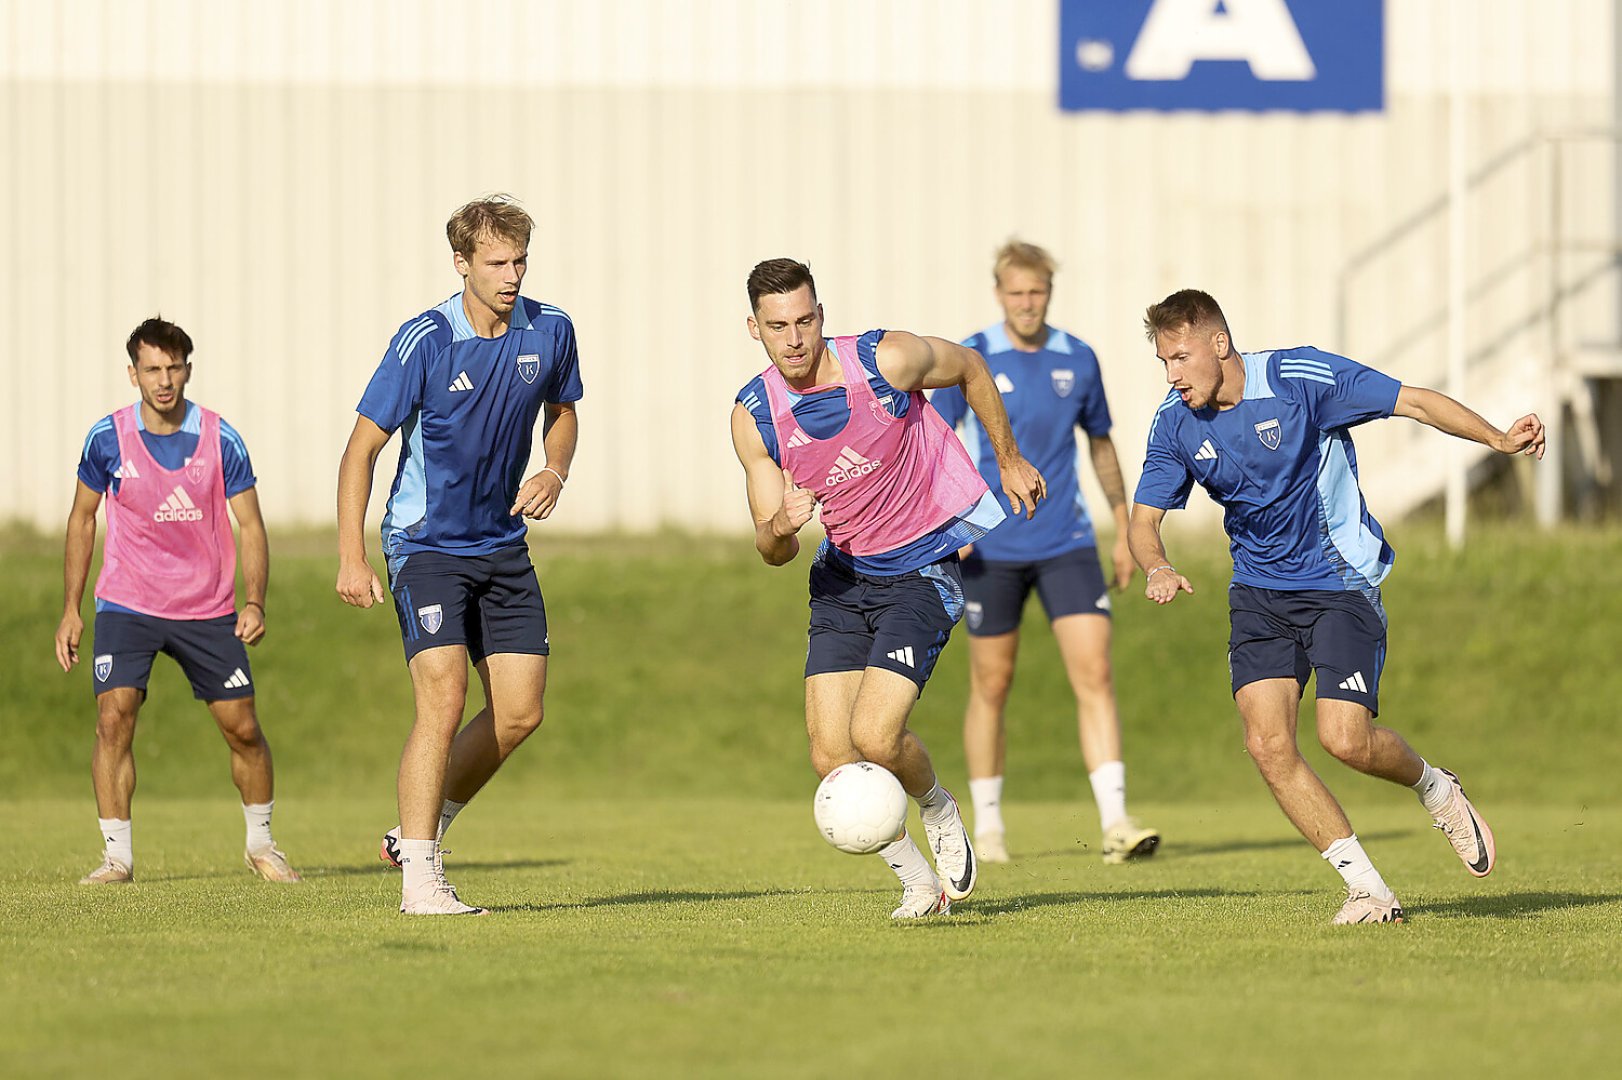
[
  {"left": 96, "top": 403, "right": 238, "bottom": 619},
  {"left": 762, "top": 335, "right": 989, "bottom": 557}
]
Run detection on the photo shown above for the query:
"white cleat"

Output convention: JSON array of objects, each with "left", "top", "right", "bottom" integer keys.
[
  {"left": 891, "top": 884, "right": 952, "bottom": 920},
  {"left": 922, "top": 790, "right": 977, "bottom": 901},
  {"left": 1333, "top": 888, "right": 1405, "bottom": 925},
  {"left": 244, "top": 844, "right": 302, "bottom": 883},
  {"left": 1429, "top": 768, "right": 1496, "bottom": 877},
  {"left": 78, "top": 857, "right": 133, "bottom": 885},
  {"left": 401, "top": 879, "right": 487, "bottom": 916},
  {"left": 975, "top": 830, "right": 1010, "bottom": 864},
  {"left": 1101, "top": 817, "right": 1161, "bottom": 865}
]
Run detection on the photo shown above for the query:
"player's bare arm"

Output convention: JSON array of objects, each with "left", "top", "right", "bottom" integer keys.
[
  {"left": 1127, "top": 502, "right": 1194, "bottom": 605},
  {"left": 228, "top": 486, "right": 270, "bottom": 645},
  {"left": 511, "top": 401, "right": 579, "bottom": 519},
  {"left": 335, "top": 416, "right": 392, "bottom": 608},
  {"left": 876, "top": 331, "right": 1046, "bottom": 518},
  {"left": 56, "top": 481, "right": 104, "bottom": 672},
  {"left": 1393, "top": 386, "right": 1545, "bottom": 459},
  {"left": 731, "top": 402, "right": 813, "bottom": 566},
  {"left": 1088, "top": 432, "right": 1134, "bottom": 589}
]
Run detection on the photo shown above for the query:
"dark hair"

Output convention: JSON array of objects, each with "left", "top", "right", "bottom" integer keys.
[
  {"left": 1143, "top": 289, "right": 1230, "bottom": 341},
  {"left": 747, "top": 258, "right": 817, "bottom": 312},
  {"left": 125, "top": 317, "right": 194, "bottom": 363}
]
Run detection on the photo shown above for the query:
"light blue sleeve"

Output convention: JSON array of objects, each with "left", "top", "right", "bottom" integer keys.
[{"left": 1132, "top": 397, "right": 1193, "bottom": 510}]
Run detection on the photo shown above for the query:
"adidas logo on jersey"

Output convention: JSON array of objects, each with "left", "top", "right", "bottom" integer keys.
[
  {"left": 113, "top": 459, "right": 140, "bottom": 480},
  {"left": 448, "top": 371, "right": 475, "bottom": 393},
  {"left": 223, "top": 668, "right": 251, "bottom": 690},
  {"left": 153, "top": 486, "right": 204, "bottom": 522},
  {"left": 785, "top": 429, "right": 812, "bottom": 449},
  {"left": 994, "top": 373, "right": 1016, "bottom": 394},
  {"left": 1338, "top": 671, "right": 1369, "bottom": 693},
  {"left": 885, "top": 645, "right": 915, "bottom": 668},
  {"left": 1194, "top": 439, "right": 1218, "bottom": 462},
  {"left": 824, "top": 447, "right": 881, "bottom": 488}
]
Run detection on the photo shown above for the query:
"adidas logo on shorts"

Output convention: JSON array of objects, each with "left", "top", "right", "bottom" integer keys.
[
  {"left": 223, "top": 668, "right": 251, "bottom": 690},
  {"left": 885, "top": 646, "right": 915, "bottom": 668},
  {"left": 1338, "top": 671, "right": 1369, "bottom": 693}
]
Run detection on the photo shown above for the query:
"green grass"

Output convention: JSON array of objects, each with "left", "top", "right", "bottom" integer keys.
[{"left": 1, "top": 525, "right": 1619, "bottom": 1077}]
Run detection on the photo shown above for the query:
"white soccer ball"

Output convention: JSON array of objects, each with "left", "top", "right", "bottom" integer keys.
[{"left": 813, "top": 761, "right": 908, "bottom": 854}]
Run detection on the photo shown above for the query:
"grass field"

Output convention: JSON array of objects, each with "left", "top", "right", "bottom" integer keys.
[{"left": 2, "top": 524, "right": 1619, "bottom": 1077}]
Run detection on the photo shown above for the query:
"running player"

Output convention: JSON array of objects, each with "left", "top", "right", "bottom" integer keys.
[
  {"left": 56, "top": 317, "right": 299, "bottom": 886},
  {"left": 1128, "top": 289, "right": 1544, "bottom": 924},
  {"left": 336, "top": 195, "right": 582, "bottom": 916},
  {"left": 731, "top": 258, "right": 1045, "bottom": 919},
  {"left": 932, "top": 241, "right": 1159, "bottom": 865}
]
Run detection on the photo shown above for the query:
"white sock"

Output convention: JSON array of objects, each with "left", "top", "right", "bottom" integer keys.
[
  {"left": 1322, "top": 835, "right": 1394, "bottom": 900},
  {"left": 398, "top": 838, "right": 439, "bottom": 893},
  {"left": 438, "top": 798, "right": 467, "bottom": 840},
  {"left": 99, "top": 817, "right": 132, "bottom": 868},
  {"left": 243, "top": 801, "right": 275, "bottom": 854},
  {"left": 916, "top": 779, "right": 951, "bottom": 822},
  {"left": 1089, "top": 760, "right": 1127, "bottom": 832},
  {"left": 1412, "top": 761, "right": 1452, "bottom": 815},
  {"left": 877, "top": 830, "right": 938, "bottom": 890},
  {"left": 968, "top": 776, "right": 1005, "bottom": 836}
]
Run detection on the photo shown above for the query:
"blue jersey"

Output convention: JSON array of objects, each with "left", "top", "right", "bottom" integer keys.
[
  {"left": 358, "top": 294, "right": 584, "bottom": 559},
  {"left": 737, "top": 330, "right": 1002, "bottom": 575},
  {"left": 932, "top": 324, "right": 1112, "bottom": 561},
  {"left": 78, "top": 401, "right": 255, "bottom": 499},
  {"left": 1134, "top": 348, "right": 1401, "bottom": 592}
]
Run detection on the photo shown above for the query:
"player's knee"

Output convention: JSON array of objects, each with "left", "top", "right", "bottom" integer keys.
[
  {"left": 499, "top": 702, "right": 544, "bottom": 741},
  {"left": 1243, "top": 729, "right": 1298, "bottom": 774},
  {"left": 850, "top": 730, "right": 903, "bottom": 773},
  {"left": 808, "top": 745, "right": 855, "bottom": 779},
  {"left": 970, "top": 666, "right": 1016, "bottom": 707},
  {"left": 94, "top": 699, "right": 138, "bottom": 744},
  {"left": 1318, "top": 725, "right": 1373, "bottom": 771}
]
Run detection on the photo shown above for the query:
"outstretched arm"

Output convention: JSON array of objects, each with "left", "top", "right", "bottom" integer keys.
[
  {"left": 1393, "top": 386, "right": 1545, "bottom": 459},
  {"left": 1088, "top": 433, "right": 1133, "bottom": 589},
  {"left": 731, "top": 403, "right": 815, "bottom": 566},
  {"left": 56, "top": 481, "right": 103, "bottom": 671},
  {"left": 877, "top": 331, "right": 1046, "bottom": 517},
  {"left": 336, "top": 416, "right": 392, "bottom": 608},
  {"left": 1128, "top": 502, "right": 1194, "bottom": 606}
]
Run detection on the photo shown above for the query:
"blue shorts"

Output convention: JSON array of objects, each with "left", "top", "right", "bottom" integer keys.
[
  {"left": 91, "top": 610, "right": 254, "bottom": 701},
  {"left": 960, "top": 546, "right": 1110, "bottom": 637},
  {"left": 804, "top": 549, "right": 964, "bottom": 691},
  {"left": 388, "top": 545, "right": 549, "bottom": 665},
  {"left": 1227, "top": 583, "right": 1387, "bottom": 715}
]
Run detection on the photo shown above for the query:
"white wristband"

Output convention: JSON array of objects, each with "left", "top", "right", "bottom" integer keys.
[
  {"left": 1147, "top": 565, "right": 1176, "bottom": 580},
  {"left": 541, "top": 466, "right": 566, "bottom": 486}
]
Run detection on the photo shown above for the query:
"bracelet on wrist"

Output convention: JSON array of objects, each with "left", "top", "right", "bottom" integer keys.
[
  {"left": 244, "top": 600, "right": 265, "bottom": 613},
  {"left": 541, "top": 466, "right": 567, "bottom": 485},
  {"left": 1147, "top": 565, "right": 1176, "bottom": 580}
]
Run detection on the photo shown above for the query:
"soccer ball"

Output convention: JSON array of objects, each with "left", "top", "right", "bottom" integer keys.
[{"left": 813, "top": 761, "right": 908, "bottom": 854}]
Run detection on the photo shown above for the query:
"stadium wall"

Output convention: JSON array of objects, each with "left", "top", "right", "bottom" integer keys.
[{"left": 1, "top": 0, "right": 1613, "bottom": 535}]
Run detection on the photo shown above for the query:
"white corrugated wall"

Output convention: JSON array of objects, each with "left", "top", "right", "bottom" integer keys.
[{"left": 1, "top": 0, "right": 1613, "bottom": 535}]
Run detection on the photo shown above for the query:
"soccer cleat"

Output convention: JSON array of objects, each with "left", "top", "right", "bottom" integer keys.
[
  {"left": 975, "top": 829, "right": 1010, "bottom": 864},
  {"left": 922, "top": 790, "right": 977, "bottom": 901},
  {"left": 380, "top": 827, "right": 403, "bottom": 869},
  {"left": 401, "top": 880, "right": 487, "bottom": 916},
  {"left": 244, "top": 845, "right": 302, "bottom": 883},
  {"left": 1101, "top": 817, "right": 1161, "bottom": 864},
  {"left": 1429, "top": 768, "right": 1496, "bottom": 877},
  {"left": 78, "top": 857, "right": 133, "bottom": 885},
  {"left": 1333, "top": 888, "right": 1405, "bottom": 925},
  {"left": 890, "top": 884, "right": 951, "bottom": 920}
]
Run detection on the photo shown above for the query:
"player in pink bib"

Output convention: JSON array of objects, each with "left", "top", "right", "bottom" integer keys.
[
  {"left": 55, "top": 318, "right": 299, "bottom": 886},
  {"left": 731, "top": 259, "right": 1045, "bottom": 919}
]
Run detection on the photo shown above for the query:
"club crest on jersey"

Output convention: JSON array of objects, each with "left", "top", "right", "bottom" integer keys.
[
  {"left": 516, "top": 354, "right": 540, "bottom": 384},
  {"left": 185, "top": 459, "right": 207, "bottom": 484},
  {"left": 1254, "top": 418, "right": 1282, "bottom": 451},
  {"left": 94, "top": 655, "right": 113, "bottom": 681},
  {"left": 1051, "top": 369, "right": 1075, "bottom": 397},
  {"left": 966, "top": 601, "right": 983, "bottom": 631},
  {"left": 418, "top": 604, "right": 444, "bottom": 635}
]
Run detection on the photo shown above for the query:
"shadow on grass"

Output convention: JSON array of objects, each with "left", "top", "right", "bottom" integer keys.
[
  {"left": 1020, "top": 828, "right": 1410, "bottom": 861},
  {"left": 961, "top": 887, "right": 1261, "bottom": 919},
  {"left": 149, "top": 857, "right": 571, "bottom": 883},
  {"left": 1416, "top": 891, "right": 1622, "bottom": 920},
  {"left": 488, "top": 888, "right": 801, "bottom": 913}
]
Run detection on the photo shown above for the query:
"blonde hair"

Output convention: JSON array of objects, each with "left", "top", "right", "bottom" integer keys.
[
  {"left": 446, "top": 194, "right": 534, "bottom": 257},
  {"left": 993, "top": 239, "right": 1058, "bottom": 285},
  {"left": 1143, "top": 289, "right": 1230, "bottom": 341}
]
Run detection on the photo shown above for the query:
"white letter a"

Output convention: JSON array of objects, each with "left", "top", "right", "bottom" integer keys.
[{"left": 1125, "top": 0, "right": 1316, "bottom": 81}]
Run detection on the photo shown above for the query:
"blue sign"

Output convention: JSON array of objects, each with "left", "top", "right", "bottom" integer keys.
[{"left": 1060, "top": 0, "right": 1384, "bottom": 113}]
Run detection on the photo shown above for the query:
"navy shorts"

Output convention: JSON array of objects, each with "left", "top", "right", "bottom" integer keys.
[
  {"left": 389, "top": 545, "right": 549, "bottom": 665},
  {"left": 804, "top": 549, "right": 965, "bottom": 691},
  {"left": 1227, "top": 583, "right": 1388, "bottom": 715},
  {"left": 960, "top": 546, "right": 1111, "bottom": 637},
  {"left": 91, "top": 610, "right": 254, "bottom": 701}
]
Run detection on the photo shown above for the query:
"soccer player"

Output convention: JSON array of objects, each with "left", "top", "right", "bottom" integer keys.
[
  {"left": 932, "top": 241, "right": 1159, "bottom": 865},
  {"left": 55, "top": 317, "right": 300, "bottom": 886},
  {"left": 1128, "top": 289, "right": 1544, "bottom": 925},
  {"left": 336, "top": 195, "right": 581, "bottom": 917},
  {"left": 731, "top": 258, "right": 1045, "bottom": 919}
]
